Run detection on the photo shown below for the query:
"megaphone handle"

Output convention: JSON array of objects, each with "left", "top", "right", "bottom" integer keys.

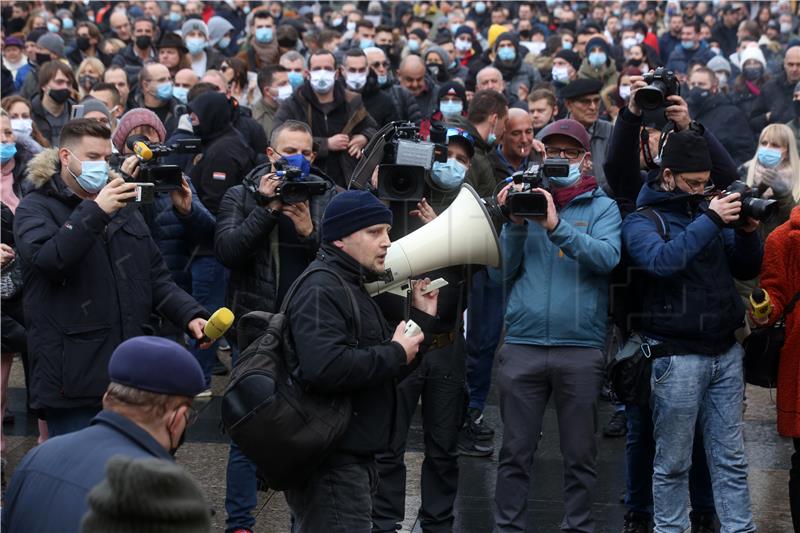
[{"left": 405, "top": 279, "right": 413, "bottom": 321}]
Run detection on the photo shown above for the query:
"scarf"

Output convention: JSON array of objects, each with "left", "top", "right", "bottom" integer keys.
[
  {"left": 551, "top": 176, "right": 598, "bottom": 210},
  {"left": 1, "top": 158, "right": 19, "bottom": 213},
  {"left": 745, "top": 80, "right": 761, "bottom": 97}
]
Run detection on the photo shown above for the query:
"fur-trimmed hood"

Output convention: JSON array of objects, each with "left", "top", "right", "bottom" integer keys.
[{"left": 25, "top": 148, "right": 124, "bottom": 192}]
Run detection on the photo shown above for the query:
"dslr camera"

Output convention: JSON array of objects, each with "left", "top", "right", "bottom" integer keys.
[
  {"left": 126, "top": 135, "right": 202, "bottom": 192},
  {"left": 719, "top": 180, "right": 778, "bottom": 226},
  {"left": 271, "top": 159, "right": 329, "bottom": 204},
  {"left": 505, "top": 158, "right": 570, "bottom": 216},
  {"left": 634, "top": 67, "right": 680, "bottom": 111}
]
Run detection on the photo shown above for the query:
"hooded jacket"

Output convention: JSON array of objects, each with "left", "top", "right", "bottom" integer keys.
[
  {"left": 688, "top": 91, "right": 755, "bottom": 165},
  {"left": 664, "top": 41, "right": 715, "bottom": 75},
  {"left": 360, "top": 72, "right": 402, "bottom": 126},
  {"left": 448, "top": 116, "right": 500, "bottom": 199},
  {"left": 30, "top": 93, "right": 75, "bottom": 147},
  {"left": 749, "top": 71, "right": 799, "bottom": 132},
  {"left": 12, "top": 149, "right": 206, "bottom": 409},
  {"left": 491, "top": 32, "right": 541, "bottom": 97}
]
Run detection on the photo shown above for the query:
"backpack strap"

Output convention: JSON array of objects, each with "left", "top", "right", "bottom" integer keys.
[
  {"left": 636, "top": 206, "right": 670, "bottom": 241},
  {"left": 780, "top": 291, "right": 800, "bottom": 321}
]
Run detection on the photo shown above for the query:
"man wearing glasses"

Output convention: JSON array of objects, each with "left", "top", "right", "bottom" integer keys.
[
  {"left": 556, "top": 78, "right": 613, "bottom": 189},
  {"left": 490, "top": 119, "right": 622, "bottom": 532},
  {"left": 3, "top": 336, "right": 207, "bottom": 532}
]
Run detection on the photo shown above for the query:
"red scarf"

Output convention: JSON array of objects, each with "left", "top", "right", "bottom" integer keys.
[
  {"left": 551, "top": 176, "right": 598, "bottom": 209},
  {"left": 745, "top": 80, "right": 761, "bottom": 97}
]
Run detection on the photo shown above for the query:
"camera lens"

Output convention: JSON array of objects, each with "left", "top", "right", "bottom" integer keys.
[
  {"left": 743, "top": 197, "right": 778, "bottom": 222},
  {"left": 634, "top": 84, "right": 666, "bottom": 110},
  {"left": 389, "top": 175, "right": 413, "bottom": 195}
]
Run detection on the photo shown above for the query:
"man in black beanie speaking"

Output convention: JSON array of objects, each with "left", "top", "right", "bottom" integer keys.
[
  {"left": 621, "top": 128, "right": 763, "bottom": 532},
  {"left": 284, "top": 190, "right": 439, "bottom": 532}
]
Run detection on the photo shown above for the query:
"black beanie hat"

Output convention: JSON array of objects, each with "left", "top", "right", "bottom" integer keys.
[
  {"left": 322, "top": 190, "right": 393, "bottom": 242},
  {"left": 660, "top": 129, "right": 712, "bottom": 173}
]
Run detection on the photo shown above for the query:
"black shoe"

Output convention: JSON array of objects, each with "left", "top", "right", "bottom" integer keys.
[
  {"left": 466, "top": 407, "right": 495, "bottom": 441},
  {"left": 457, "top": 424, "right": 494, "bottom": 457},
  {"left": 690, "top": 512, "right": 717, "bottom": 533},
  {"left": 3, "top": 408, "right": 14, "bottom": 425},
  {"left": 621, "top": 512, "right": 649, "bottom": 533},
  {"left": 603, "top": 410, "right": 627, "bottom": 438}
]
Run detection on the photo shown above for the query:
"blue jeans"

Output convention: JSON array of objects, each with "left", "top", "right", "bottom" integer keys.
[
  {"left": 225, "top": 344, "right": 259, "bottom": 533},
  {"left": 190, "top": 256, "right": 228, "bottom": 387},
  {"left": 651, "top": 343, "right": 755, "bottom": 533},
  {"left": 465, "top": 269, "right": 504, "bottom": 412},
  {"left": 45, "top": 405, "right": 101, "bottom": 437}
]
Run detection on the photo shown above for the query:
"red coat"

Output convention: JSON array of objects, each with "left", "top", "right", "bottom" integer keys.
[{"left": 760, "top": 206, "right": 800, "bottom": 437}]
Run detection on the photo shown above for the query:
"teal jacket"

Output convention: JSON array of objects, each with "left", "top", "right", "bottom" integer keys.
[{"left": 488, "top": 188, "right": 622, "bottom": 349}]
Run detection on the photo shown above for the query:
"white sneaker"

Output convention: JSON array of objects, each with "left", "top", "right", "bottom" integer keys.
[{"left": 195, "top": 388, "right": 213, "bottom": 399}]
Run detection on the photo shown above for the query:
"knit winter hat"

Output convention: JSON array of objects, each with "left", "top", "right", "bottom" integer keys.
[
  {"left": 80, "top": 457, "right": 211, "bottom": 533},
  {"left": 487, "top": 24, "right": 506, "bottom": 48},
  {"left": 81, "top": 98, "right": 112, "bottom": 123},
  {"left": 112, "top": 109, "right": 167, "bottom": 152},
  {"left": 322, "top": 190, "right": 393, "bottom": 242},
  {"left": 36, "top": 32, "right": 65, "bottom": 57},
  {"left": 739, "top": 45, "right": 767, "bottom": 68},
  {"left": 181, "top": 19, "right": 208, "bottom": 40},
  {"left": 706, "top": 55, "right": 731, "bottom": 74},
  {"left": 207, "top": 16, "right": 234, "bottom": 47}
]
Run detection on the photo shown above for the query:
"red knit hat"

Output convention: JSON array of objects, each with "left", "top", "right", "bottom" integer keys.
[{"left": 112, "top": 109, "right": 167, "bottom": 152}]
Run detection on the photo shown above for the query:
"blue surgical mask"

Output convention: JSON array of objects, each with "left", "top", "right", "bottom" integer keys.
[
  {"left": 440, "top": 100, "right": 463, "bottom": 117},
  {"left": 588, "top": 51, "right": 607, "bottom": 68},
  {"left": 169, "top": 12, "right": 181, "bottom": 22},
  {"left": 218, "top": 36, "right": 231, "bottom": 49},
  {"left": 67, "top": 150, "right": 109, "bottom": 193},
  {"left": 497, "top": 46, "right": 516, "bottom": 62},
  {"left": 757, "top": 146, "right": 783, "bottom": 168},
  {"left": 186, "top": 37, "right": 206, "bottom": 55},
  {"left": 681, "top": 39, "right": 695, "bottom": 50},
  {"left": 377, "top": 73, "right": 389, "bottom": 85},
  {"left": 288, "top": 71, "right": 304, "bottom": 89},
  {"left": 156, "top": 81, "right": 173, "bottom": 100},
  {"left": 561, "top": 39, "right": 573, "bottom": 50},
  {"left": 0, "top": 143, "right": 17, "bottom": 164},
  {"left": 408, "top": 39, "right": 420, "bottom": 52},
  {"left": 255, "top": 27, "right": 273, "bottom": 43},
  {"left": 47, "top": 22, "right": 59, "bottom": 33},
  {"left": 487, "top": 132, "right": 497, "bottom": 146},
  {"left": 276, "top": 153, "right": 311, "bottom": 178},
  {"left": 431, "top": 158, "right": 467, "bottom": 190},
  {"left": 359, "top": 38, "right": 374, "bottom": 49},
  {"left": 475, "top": 1, "right": 486, "bottom": 14},
  {"left": 173, "top": 86, "right": 189, "bottom": 104},
  {"left": 549, "top": 156, "right": 584, "bottom": 188},
  {"left": 62, "top": 19, "right": 74, "bottom": 30}
]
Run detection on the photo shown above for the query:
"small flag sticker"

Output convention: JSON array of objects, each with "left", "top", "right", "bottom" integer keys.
[{"left": 212, "top": 172, "right": 226, "bottom": 181}]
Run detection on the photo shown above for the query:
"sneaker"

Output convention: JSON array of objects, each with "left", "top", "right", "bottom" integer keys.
[
  {"left": 621, "top": 512, "right": 650, "bottom": 533},
  {"left": 457, "top": 424, "right": 494, "bottom": 457},
  {"left": 603, "top": 410, "right": 627, "bottom": 438},
  {"left": 218, "top": 339, "right": 231, "bottom": 351},
  {"left": 466, "top": 407, "right": 495, "bottom": 441},
  {"left": 195, "top": 388, "right": 213, "bottom": 399},
  {"left": 3, "top": 408, "right": 14, "bottom": 425}
]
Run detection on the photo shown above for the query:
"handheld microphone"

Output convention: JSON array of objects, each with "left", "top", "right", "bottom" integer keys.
[
  {"left": 750, "top": 288, "right": 772, "bottom": 323},
  {"left": 126, "top": 134, "right": 155, "bottom": 162},
  {"left": 202, "top": 307, "right": 235, "bottom": 343}
]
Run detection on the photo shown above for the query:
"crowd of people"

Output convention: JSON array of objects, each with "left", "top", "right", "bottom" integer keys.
[{"left": 1, "top": 1, "right": 800, "bottom": 532}]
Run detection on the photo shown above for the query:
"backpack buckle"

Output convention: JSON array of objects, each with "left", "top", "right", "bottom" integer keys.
[{"left": 641, "top": 343, "right": 652, "bottom": 359}]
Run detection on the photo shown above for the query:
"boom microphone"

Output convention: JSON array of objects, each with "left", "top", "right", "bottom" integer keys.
[{"left": 202, "top": 307, "right": 235, "bottom": 343}]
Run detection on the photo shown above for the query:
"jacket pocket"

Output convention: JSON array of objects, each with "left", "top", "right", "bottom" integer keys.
[
  {"left": 60, "top": 323, "right": 112, "bottom": 398},
  {"left": 651, "top": 356, "right": 673, "bottom": 384}
]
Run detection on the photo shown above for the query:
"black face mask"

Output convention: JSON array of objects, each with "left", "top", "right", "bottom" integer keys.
[
  {"left": 48, "top": 88, "right": 71, "bottom": 104},
  {"left": 684, "top": 86, "right": 710, "bottom": 107},
  {"left": 742, "top": 65, "right": 763, "bottom": 81},
  {"left": 169, "top": 428, "right": 187, "bottom": 456},
  {"left": 76, "top": 36, "right": 92, "bottom": 51},
  {"left": 35, "top": 53, "right": 52, "bottom": 66},
  {"left": 628, "top": 58, "right": 643, "bottom": 67},
  {"left": 135, "top": 35, "right": 153, "bottom": 49}
]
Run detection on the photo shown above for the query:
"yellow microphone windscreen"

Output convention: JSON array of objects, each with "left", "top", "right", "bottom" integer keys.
[{"left": 204, "top": 307, "right": 235, "bottom": 341}]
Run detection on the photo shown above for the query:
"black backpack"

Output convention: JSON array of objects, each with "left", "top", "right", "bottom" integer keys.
[{"left": 220, "top": 266, "right": 359, "bottom": 490}]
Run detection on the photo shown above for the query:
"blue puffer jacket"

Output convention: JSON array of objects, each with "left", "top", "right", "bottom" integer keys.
[
  {"left": 488, "top": 187, "right": 622, "bottom": 349},
  {"left": 622, "top": 183, "right": 763, "bottom": 354}
]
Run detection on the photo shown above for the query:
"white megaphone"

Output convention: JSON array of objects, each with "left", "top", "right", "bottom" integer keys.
[{"left": 365, "top": 184, "right": 501, "bottom": 297}]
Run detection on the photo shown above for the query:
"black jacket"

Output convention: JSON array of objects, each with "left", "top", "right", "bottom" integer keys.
[
  {"left": 287, "top": 244, "right": 434, "bottom": 455},
  {"left": 274, "top": 80, "right": 377, "bottom": 188},
  {"left": 232, "top": 102, "right": 268, "bottom": 155},
  {"left": 387, "top": 84, "right": 422, "bottom": 123},
  {"left": 110, "top": 44, "right": 156, "bottom": 84},
  {"left": 30, "top": 93, "right": 75, "bottom": 147},
  {"left": 66, "top": 47, "right": 113, "bottom": 68},
  {"left": 361, "top": 76, "right": 402, "bottom": 126},
  {"left": 711, "top": 21, "right": 739, "bottom": 57},
  {"left": 12, "top": 149, "right": 206, "bottom": 409},
  {"left": 689, "top": 92, "right": 755, "bottom": 165},
  {"left": 749, "top": 71, "right": 798, "bottom": 132}
]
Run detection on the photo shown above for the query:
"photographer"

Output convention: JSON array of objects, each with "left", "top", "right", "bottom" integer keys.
[
  {"left": 12, "top": 119, "right": 209, "bottom": 436},
  {"left": 621, "top": 129, "right": 762, "bottom": 533},
  {"left": 490, "top": 119, "right": 621, "bottom": 532}
]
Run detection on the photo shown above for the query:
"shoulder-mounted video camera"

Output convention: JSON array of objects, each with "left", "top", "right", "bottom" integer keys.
[{"left": 497, "top": 158, "right": 570, "bottom": 217}]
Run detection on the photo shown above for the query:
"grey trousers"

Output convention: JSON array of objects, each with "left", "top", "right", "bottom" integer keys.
[{"left": 494, "top": 344, "right": 605, "bottom": 533}]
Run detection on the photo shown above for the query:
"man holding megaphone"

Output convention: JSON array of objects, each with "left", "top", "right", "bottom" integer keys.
[{"left": 284, "top": 190, "right": 439, "bottom": 532}]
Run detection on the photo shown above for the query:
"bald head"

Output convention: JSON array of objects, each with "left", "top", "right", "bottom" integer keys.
[
  {"left": 502, "top": 108, "right": 534, "bottom": 161},
  {"left": 398, "top": 55, "right": 426, "bottom": 96},
  {"left": 175, "top": 69, "right": 199, "bottom": 89},
  {"left": 786, "top": 46, "right": 800, "bottom": 84},
  {"left": 477, "top": 66, "right": 505, "bottom": 93},
  {"left": 109, "top": 11, "right": 132, "bottom": 41},
  {"left": 202, "top": 70, "right": 229, "bottom": 94}
]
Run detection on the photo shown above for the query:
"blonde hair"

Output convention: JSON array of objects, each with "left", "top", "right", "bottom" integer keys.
[{"left": 747, "top": 123, "right": 800, "bottom": 202}]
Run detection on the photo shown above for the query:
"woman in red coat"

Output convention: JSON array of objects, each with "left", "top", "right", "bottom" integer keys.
[{"left": 755, "top": 205, "right": 800, "bottom": 529}]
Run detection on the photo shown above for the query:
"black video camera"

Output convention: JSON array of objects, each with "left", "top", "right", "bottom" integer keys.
[
  {"left": 377, "top": 122, "right": 448, "bottom": 201},
  {"left": 634, "top": 67, "right": 680, "bottom": 111},
  {"left": 719, "top": 180, "right": 778, "bottom": 226},
  {"left": 506, "top": 158, "right": 570, "bottom": 216},
  {"left": 272, "top": 160, "right": 329, "bottom": 205},
  {"left": 126, "top": 136, "right": 202, "bottom": 192}
]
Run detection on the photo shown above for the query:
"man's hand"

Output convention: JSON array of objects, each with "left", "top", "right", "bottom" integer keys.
[
  {"left": 171, "top": 176, "right": 192, "bottom": 216},
  {"left": 497, "top": 183, "right": 525, "bottom": 225},
  {"left": 708, "top": 192, "right": 742, "bottom": 225},
  {"left": 0, "top": 243, "right": 15, "bottom": 266},
  {"left": 391, "top": 320, "right": 424, "bottom": 365},
  {"left": 188, "top": 317, "right": 213, "bottom": 349},
  {"left": 94, "top": 178, "right": 139, "bottom": 214},
  {"left": 530, "top": 188, "right": 559, "bottom": 231},
  {"left": 531, "top": 139, "right": 546, "bottom": 160},
  {"left": 517, "top": 83, "right": 530, "bottom": 102},
  {"left": 626, "top": 76, "right": 648, "bottom": 116},
  {"left": 259, "top": 173, "right": 283, "bottom": 211},
  {"left": 120, "top": 154, "right": 141, "bottom": 180},
  {"left": 411, "top": 277, "right": 439, "bottom": 316},
  {"left": 283, "top": 200, "right": 313, "bottom": 237},
  {"left": 328, "top": 133, "right": 350, "bottom": 152},
  {"left": 664, "top": 95, "right": 691, "bottom": 131},
  {"left": 348, "top": 134, "right": 368, "bottom": 159},
  {"left": 409, "top": 198, "right": 437, "bottom": 224}
]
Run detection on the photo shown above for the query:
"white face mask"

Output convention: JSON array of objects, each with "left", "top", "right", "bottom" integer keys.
[
  {"left": 10, "top": 118, "right": 33, "bottom": 137},
  {"left": 619, "top": 85, "right": 631, "bottom": 101},
  {"left": 455, "top": 39, "right": 472, "bottom": 52},
  {"left": 276, "top": 84, "right": 293, "bottom": 101},
  {"left": 310, "top": 69, "right": 335, "bottom": 93},
  {"left": 552, "top": 65, "right": 570, "bottom": 82},
  {"left": 345, "top": 71, "right": 367, "bottom": 91}
]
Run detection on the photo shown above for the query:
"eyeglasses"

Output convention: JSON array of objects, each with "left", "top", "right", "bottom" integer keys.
[
  {"left": 575, "top": 96, "right": 601, "bottom": 107},
  {"left": 545, "top": 146, "right": 584, "bottom": 159},
  {"left": 183, "top": 404, "right": 199, "bottom": 426},
  {"left": 370, "top": 61, "right": 390, "bottom": 69}
]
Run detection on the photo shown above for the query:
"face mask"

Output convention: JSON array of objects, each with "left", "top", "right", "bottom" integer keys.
[
  {"left": 588, "top": 51, "right": 606, "bottom": 68},
  {"left": 781, "top": 22, "right": 793, "bottom": 34},
  {"left": 346, "top": 21, "right": 356, "bottom": 32},
  {"left": 332, "top": 17, "right": 343, "bottom": 27},
  {"left": 67, "top": 150, "right": 109, "bottom": 193},
  {"left": 426, "top": 63, "right": 441, "bottom": 78},
  {"left": 76, "top": 35, "right": 92, "bottom": 51},
  {"left": 681, "top": 39, "right": 695, "bottom": 50},
  {"left": 218, "top": 36, "right": 231, "bottom": 49},
  {"left": 10, "top": 118, "right": 33, "bottom": 137},
  {"left": 550, "top": 156, "right": 584, "bottom": 187},
  {"left": 0, "top": 143, "right": 17, "bottom": 164},
  {"left": 255, "top": 27, "right": 273, "bottom": 43},
  {"left": 276, "top": 84, "right": 293, "bottom": 101},
  {"left": 79, "top": 75, "right": 98, "bottom": 91},
  {"left": 619, "top": 85, "right": 631, "bottom": 101},
  {"left": 622, "top": 37, "right": 637, "bottom": 50},
  {"left": 288, "top": 71, "right": 304, "bottom": 89},
  {"left": 455, "top": 39, "right": 472, "bottom": 52},
  {"left": 276, "top": 152, "right": 311, "bottom": 177},
  {"left": 63, "top": 19, "right": 74, "bottom": 30},
  {"left": 497, "top": 46, "right": 516, "bottom": 62},
  {"left": 345, "top": 71, "right": 367, "bottom": 90},
  {"left": 561, "top": 39, "right": 573, "bottom": 50},
  {"left": 186, "top": 37, "right": 206, "bottom": 55},
  {"left": 156, "top": 81, "right": 173, "bottom": 100},
  {"left": 475, "top": 1, "right": 486, "bottom": 14},
  {"left": 431, "top": 158, "right": 467, "bottom": 190},
  {"left": 310, "top": 69, "right": 335, "bottom": 93},
  {"left": 450, "top": 24, "right": 461, "bottom": 34},
  {"left": 135, "top": 35, "right": 152, "bottom": 49},
  {"left": 710, "top": 46, "right": 721, "bottom": 56},
  {"left": 359, "top": 38, "right": 374, "bottom": 49},
  {"left": 47, "top": 22, "right": 59, "bottom": 33},
  {"left": 743, "top": 65, "right": 763, "bottom": 81},
  {"left": 440, "top": 100, "right": 463, "bottom": 117},
  {"left": 636, "top": 33, "right": 645, "bottom": 43},
  {"left": 717, "top": 73, "right": 728, "bottom": 86},
  {"left": 552, "top": 65, "right": 570, "bottom": 82},
  {"left": 48, "top": 88, "right": 71, "bottom": 104},
  {"left": 408, "top": 39, "right": 420, "bottom": 52},
  {"left": 172, "top": 86, "right": 189, "bottom": 104},
  {"left": 377, "top": 73, "right": 389, "bottom": 85},
  {"left": 757, "top": 146, "right": 783, "bottom": 168},
  {"left": 169, "top": 12, "right": 181, "bottom": 22},
  {"left": 36, "top": 53, "right": 52, "bottom": 66}
]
